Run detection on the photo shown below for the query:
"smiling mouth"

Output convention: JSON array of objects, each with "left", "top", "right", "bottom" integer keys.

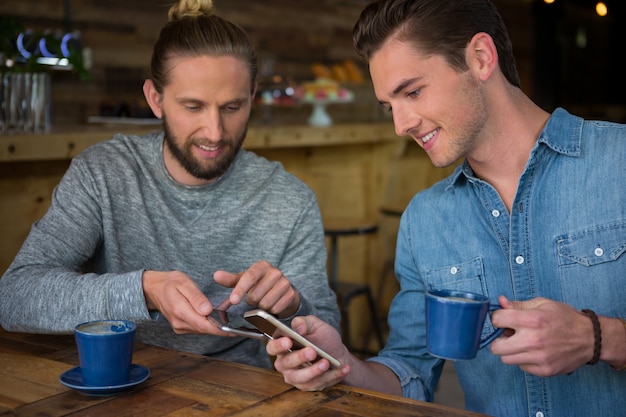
[
  {"left": 197, "top": 143, "right": 220, "bottom": 152},
  {"left": 420, "top": 128, "right": 439, "bottom": 144}
]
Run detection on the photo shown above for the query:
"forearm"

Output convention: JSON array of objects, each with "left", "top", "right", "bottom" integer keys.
[
  {"left": 0, "top": 265, "right": 149, "bottom": 332},
  {"left": 599, "top": 316, "right": 626, "bottom": 370},
  {"left": 343, "top": 356, "right": 403, "bottom": 396}
]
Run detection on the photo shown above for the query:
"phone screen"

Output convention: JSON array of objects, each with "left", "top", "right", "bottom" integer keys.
[{"left": 207, "top": 310, "right": 267, "bottom": 340}]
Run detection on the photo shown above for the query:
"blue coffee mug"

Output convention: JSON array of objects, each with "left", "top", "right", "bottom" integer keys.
[
  {"left": 75, "top": 320, "right": 136, "bottom": 386},
  {"left": 426, "top": 289, "right": 503, "bottom": 360}
]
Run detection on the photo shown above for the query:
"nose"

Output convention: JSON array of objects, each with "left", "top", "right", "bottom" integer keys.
[
  {"left": 200, "top": 108, "right": 224, "bottom": 139},
  {"left": 392, "top": 105, "right": 419, "bottom": 137}
]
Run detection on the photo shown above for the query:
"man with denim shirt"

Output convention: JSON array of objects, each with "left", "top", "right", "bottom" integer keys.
[{"left": 265, "top": 0, "right": 626, "bottom": 415}]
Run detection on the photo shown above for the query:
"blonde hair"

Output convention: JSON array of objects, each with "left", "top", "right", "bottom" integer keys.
[
  {"left": 149, "top": 0, "right": 257, "bottom": 93},
  {"left": 168, "top": 0, "right": 214, "bottom": 21}
]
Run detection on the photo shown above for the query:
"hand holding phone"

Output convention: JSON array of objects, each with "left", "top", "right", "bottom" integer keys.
[
  {"left": 244, "top": 309, "right": 341, "bottom": 369},
  {"left": 207, "top": 309, "right": 267, "bottom": 340}
]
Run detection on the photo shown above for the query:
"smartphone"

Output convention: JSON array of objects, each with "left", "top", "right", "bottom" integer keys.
[
  {"left": 207, "top": 309, "right": 267, "bottom": 341},
  {"left": 244, "top": 309, "right": 341, "bottom": 369}
]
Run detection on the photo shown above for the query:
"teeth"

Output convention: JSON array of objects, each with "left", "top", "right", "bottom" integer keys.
[
  {"left": 421, "top": 129, "right": 438, "bottom": 143},
  {"left": 198, "top": 144, "right": 219, "bottom": 151}
]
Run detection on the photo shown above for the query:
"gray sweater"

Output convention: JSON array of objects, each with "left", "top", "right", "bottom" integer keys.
[{"left": 0, "top": 132, "right": 340, "bottom": 368}]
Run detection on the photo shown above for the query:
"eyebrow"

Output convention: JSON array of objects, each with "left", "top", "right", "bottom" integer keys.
[
  {"left": 391, "top": 77, "right": 422, "bottom": 97},
  {"left": 377, "top": 76, "right": 423, "bottom": 108},
  {"left": 226, "top": 97, "right": 249, "bottom": 105},
  {"left": 177, "top": 96, "right": 249, "bottom": 106}
]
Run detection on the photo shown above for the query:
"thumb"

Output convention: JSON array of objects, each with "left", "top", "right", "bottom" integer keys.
[
  {"left": 291, "top": 316, "right": 310, "bottom": 335},
  {"left": 179, "top": 282, "right": 212, "bottom": 316},
  {"left": 294, "top": 315, "right": 327, "bottom": 337}
]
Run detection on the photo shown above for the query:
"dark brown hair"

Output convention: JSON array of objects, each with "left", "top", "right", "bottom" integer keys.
[{"left": 353, "top": 0, "right": 520, "bottom": 88}]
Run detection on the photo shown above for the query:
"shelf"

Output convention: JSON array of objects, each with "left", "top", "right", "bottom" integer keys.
[{"left": 0, "top": 123, "right": 398, "bottom": 162}]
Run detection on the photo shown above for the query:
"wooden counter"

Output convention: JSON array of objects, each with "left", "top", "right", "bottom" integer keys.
[
  {"left": 0, "top": 123, "right": 397, "bottom": 162},
  {"left": 0, "top": 123, "right": 455, "bottom": 351},
  {"left": 0, "top": 328, "right": 486, "bottom": 417}
]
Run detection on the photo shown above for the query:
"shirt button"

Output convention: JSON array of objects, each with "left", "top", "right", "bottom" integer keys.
[
  {"left": 450, "top": 267, "right": 458, "bottom": 275},
  {"left": 491, "top": 209, "right": 500, "bottom": 217},
  {"left": 594, "top": 247, "right": 604, "bottom": 257},
  {"left": 515, "top": 256, "right": 524, "bottom": 265},
  {"left": 536, "top": 412, "right": 544, "bottom": 417}
]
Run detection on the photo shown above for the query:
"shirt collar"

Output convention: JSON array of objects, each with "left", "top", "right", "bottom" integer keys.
[
  {"left": 537, "top": 107, "right": 583, "bottom": 157},
  {"left": 446, "top": 107, "right": 583, "bottom": 190}
]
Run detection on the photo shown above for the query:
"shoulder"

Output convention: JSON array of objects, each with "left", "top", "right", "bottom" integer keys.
[
  {"left": 63, "top": 132, "right": 163, "bottom": 191},
  {"left": 582, "top": 117, "right": 626, "bottom": 143},
  {"left": 72, "top": 132, "right": 163, "bottom": 172},
  {"left": 235, "top": 150, "right": 316, "bottom": 199},
  {"left": 543, "top": 108, "right": 626, "bottom": 155},
  {"left": 400, "top": 168, "right": 463, "bottom": 227},
  {"left": 74, "top": 132, "right": 162, "bottom": 167},
  {"left": 413, "top": 167, "right": 461, "bottom": 203}
]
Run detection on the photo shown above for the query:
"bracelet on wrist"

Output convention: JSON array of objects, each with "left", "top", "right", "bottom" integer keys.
[{"left": 582, "top": 309, "right": 601, "bottom": 365}]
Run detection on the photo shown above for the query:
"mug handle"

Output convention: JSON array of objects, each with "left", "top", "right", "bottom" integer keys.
[{"left": 478, "top": 304, "right": 504, "bottom": 349}]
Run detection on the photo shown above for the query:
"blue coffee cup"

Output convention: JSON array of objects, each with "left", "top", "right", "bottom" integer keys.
[
  {"left": 75, "top": 320, "right": 136, "bottom": 386},
  {"left": 426, "top": 289, "right": 503, "bottom": 360}
]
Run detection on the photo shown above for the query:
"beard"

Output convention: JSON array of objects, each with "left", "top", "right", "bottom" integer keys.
[
  {"left": 430, "top": 74, "right": 487, "bottom": 169},
  {"left": 162, "top": 116, "right": 247, "bottom": 182}
]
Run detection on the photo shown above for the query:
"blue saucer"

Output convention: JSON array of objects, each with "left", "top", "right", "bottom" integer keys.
[{"left": 59, "top": 364, "right": 150, "bottom": 396}]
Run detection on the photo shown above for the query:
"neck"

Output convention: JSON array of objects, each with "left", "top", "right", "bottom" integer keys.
[{"left": 467, "top": 87, "right": 550, "bottom": 212}]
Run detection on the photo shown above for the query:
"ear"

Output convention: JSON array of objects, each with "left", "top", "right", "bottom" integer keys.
[
  {"left": 143, "top": 79, "right": 163, "bottom": 119},
  {"left": 466, "top": 32, "right": 498, "bottom": 82}
]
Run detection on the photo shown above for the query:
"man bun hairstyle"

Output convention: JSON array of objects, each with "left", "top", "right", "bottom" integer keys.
[{"left": 150, "top": 0, "right": 257, "bottom": 94}]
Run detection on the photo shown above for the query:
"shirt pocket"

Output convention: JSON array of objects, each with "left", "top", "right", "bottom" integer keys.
[
  {"left": 423, "top": 257, "right": 496, "bottom": 338},
  {"left": 556, "top": 220, "right": 626, "bottom": 308}
]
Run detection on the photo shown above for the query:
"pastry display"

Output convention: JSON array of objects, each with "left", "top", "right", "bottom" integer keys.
[{"left": 296, "top": 78, "right": 354, "bottom": 102}]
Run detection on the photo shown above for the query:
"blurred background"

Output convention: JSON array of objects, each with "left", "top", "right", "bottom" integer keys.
[{"left": 1, "top": 0, "right": 625, "bottom": 128}]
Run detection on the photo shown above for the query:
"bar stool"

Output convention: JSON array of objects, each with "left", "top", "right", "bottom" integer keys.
[
  {"left": 377, "top": 204, "right": 404, "bottom": 303},
  {"left": 324, "top": 221, "right": 385, "bottom": 353}
]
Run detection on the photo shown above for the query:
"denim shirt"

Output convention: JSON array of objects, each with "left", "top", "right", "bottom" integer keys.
[{"left": 369, "top": 108, "right": 626, "bottom": 417}]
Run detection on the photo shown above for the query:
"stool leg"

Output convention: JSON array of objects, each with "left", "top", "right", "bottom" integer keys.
[
  {"left": 342, "top": 286, "right": 384, "bottom": 354},
  {"left": 376, "top": 259, "right": 394, "bottom": 303},
  {"left": 329, "top": 235, "right": 339, "bottom": 288},
  {"left": 364, "top": 287, "right": 385, "bottom": 350}
]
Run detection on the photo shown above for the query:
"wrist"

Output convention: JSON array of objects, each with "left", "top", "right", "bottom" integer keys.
[
  {"left": 582, "top": 309, "right": 601, "bottom": 365},
  {"left": 141, "top": 269, "right": 157, "bottom": 310},
  {"left": 600, "top": 316, "right": 626, "bottom": 370}
]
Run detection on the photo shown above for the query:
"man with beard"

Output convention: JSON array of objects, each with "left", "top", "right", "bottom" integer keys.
[{"left": 0, "top": 0, "right": 340, "bottom": 369}]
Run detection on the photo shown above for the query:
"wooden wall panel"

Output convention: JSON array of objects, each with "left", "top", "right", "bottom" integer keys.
[{"left": 0, "top": 161, "right": 68, "bottom": 272}]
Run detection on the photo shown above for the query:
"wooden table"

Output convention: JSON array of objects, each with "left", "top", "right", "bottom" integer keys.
[{"left": 0, "top": 328, "right": 486, "bottom": 417}]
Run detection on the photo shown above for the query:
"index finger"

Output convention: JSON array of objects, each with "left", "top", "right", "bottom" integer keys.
[
  {"left": 213, "top": 270, "right": 245, "bottom": 304},
  {"left": 215, "top": 298, "right": 232, "bottom": 311},
  {"left": 227, "top": 262, "right": 270, "bottom": 305}
]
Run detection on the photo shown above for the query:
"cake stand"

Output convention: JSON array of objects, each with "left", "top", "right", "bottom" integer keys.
[{"left": 303, "top": 97, "right": 353, "bottom": 127}]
